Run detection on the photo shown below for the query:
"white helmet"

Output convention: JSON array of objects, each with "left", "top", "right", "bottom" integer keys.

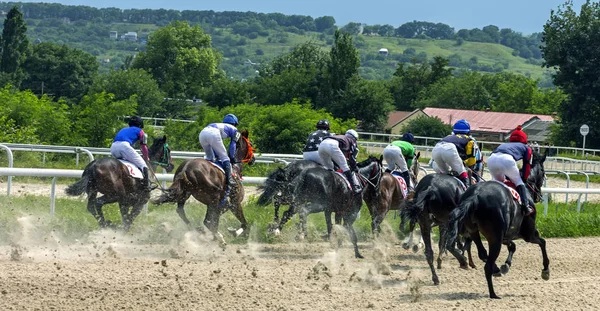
[{"left": 345, "top": 129, "right": 359, "bottom": 140}]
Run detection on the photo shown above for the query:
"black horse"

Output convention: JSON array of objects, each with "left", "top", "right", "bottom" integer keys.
[
  {"left": 400, "top": 173, "right": 473, "bottom": 285},
  {"left": 65, "top": 136, "right": 174, "bottom": 231},
  {"left": 446, "top": 152, "right": 548, "bottom": 299},
  {"left": 257, "top": 160, "right": 322, "bottom": 230},
  {"left": 288, "top": 156, "right": 383, "bottom": 258}
]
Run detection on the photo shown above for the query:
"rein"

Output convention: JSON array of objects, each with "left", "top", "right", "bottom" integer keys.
[{"left": 150, "top": 143, "right": 172, "bottom": 168}]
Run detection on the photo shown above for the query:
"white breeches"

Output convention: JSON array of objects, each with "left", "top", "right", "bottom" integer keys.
[
  {"left": 383, "top": 145, "right": 408, "bottom": 172},
  {"left": 200, "top": 127, "right": 228, "bottom": 162},
  {"left": 318, "top": 139, "right": 350, "bottom": 172},
  {"left": 431, "top": 142, "right": 465, "bottom": 175},
  {"left": 487, "top": 153, "right": 524, "bottom": 186},
  {"left": 303, "top": 151, "right": 325, "bottom": 166},
  {"left": 110, "top": 141, "right": 147, "bottom": 169}
]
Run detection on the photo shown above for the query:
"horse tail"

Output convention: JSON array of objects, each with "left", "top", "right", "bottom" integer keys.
[
  {"left": 65, "top": 162, "right": 95, "bottom": 196},
  {"left": 446, "top": 193, "right": 478, "bottom": 250},
  {"left": 257, "top": 167, "right": 286, "bottom": 206},
  {"left": 400, "top": 185, "right": 435, "bottom": 231},
  {"left": 153, "top": 170, "right": 190, "bottom": 205}
]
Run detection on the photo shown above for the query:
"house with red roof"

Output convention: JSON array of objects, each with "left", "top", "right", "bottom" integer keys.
[{"left": 385, "top": 109, "right": 427, "bottom": 135}]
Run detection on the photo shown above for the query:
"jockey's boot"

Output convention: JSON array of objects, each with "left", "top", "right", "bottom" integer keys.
[
  {"left": 400, "top": 170, "right": 411, "bottom": 189},
  {"left": 344, "top": 170, "right": 361, "bottom": 195},
  {"left": 223, "top": 162, "right": 236, "bottom": 187},
  {"left": 142, "top": 167, "right": 152, "bottom": 192},
  {"left": 516, "top": 184, "right": 534, "bottom": 216}
]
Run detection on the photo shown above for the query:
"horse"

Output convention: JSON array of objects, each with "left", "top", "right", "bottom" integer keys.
[
  {"left": 65, "top": 136, "right": 174, "bottom": 231},
  {"left": 153, "top": 130, "right": 255, "bottom": 245},
  {"left": 256, "top": 159, "right": 322, "bottom": 228},
  {"left": 288, "top": 156, "right": 383, "bottom": 258},
  {"left": 446, "top": 152, "right": 548, "bottom": 299},
  {"left": 400, "top": 171, "right": 473, "bottom": 285},
  {"left": 365, "top": 152, "right": 421, "bottom": 234}
]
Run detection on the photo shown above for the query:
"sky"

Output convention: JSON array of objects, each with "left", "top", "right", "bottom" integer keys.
[{"left": 20, "top": 0, "right": 586, "bottom": 34}]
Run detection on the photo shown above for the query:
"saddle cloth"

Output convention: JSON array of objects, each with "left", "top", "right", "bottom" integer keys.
[
  {"left": 334, "top": 170, "right": 352, "bottom": 190},
  {"left": 208, "top": 161, "right": 241, "bottom": 180},
  {"left": 119, "top": 159, "right": 143, "bottom": 179},
  {"left": 390, "top": 171, "right": 409, "bottom": 199},
  {"left": 209, "top": 161, "right": 225, "bottom": 174},
  {"left": 497, "top": 180, "right": 521, "bottom": 202}
]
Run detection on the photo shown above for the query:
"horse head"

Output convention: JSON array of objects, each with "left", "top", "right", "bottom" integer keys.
[
  {"left": 148, "top": 135, "right": 174, "bottom": 173},
  {"left": 357, "top": 155, "right": 383, "bottom": 190},
  {"left": 527, "top": 151, "right": 546, "bottom": 203},
  {"left": 410, "top": 152, "right": 421, "bottom": 185},
  {"left": 232, "top": 129, "right": 256, "bottom": 177}
]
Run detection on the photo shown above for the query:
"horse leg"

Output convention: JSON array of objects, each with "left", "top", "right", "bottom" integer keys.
[
  {"left": 124, "top": 202, "right": 146, "bottom": 232},
  {"left": 462, "top": 238, "right": 477, "bottom": 268},
  {"left": 204, "top": 205, "right": 226, "bottom": 246},
  {"left": 437, "top": 225, "right": 448, "bottom": 269},
  {"left": 419, "top": 218, "right": 440, "bottom": 285},
  {"left": 86, "top": 192, "right": 105, "bottom": 226},
  {"left": 444, "top": 229, "right": 469, "bottom": 270},
  {"left": 471, "top": 232, "right": 489, "bottom": 263},
  {"left": 229, "top": 201, "right": 247, "bottom": 237},
  {"left": 344, "top": 218, "right": 363, "bottom": 259},
  {"left": 297, "top": 208, "right": 309, "bottom": 241},
  {"left": 484, "top": 239, "right": 503, "bottom": 299},
  {"left": 273, "top": 196, "right": 281, "bottom": 222},
  {"left": 119, "top": 203, "right": 130, "bottom": 231},
  {"left": 275, "top": 204, "right": 296, "bottom": 235},
  {"left": 526, "top": 231, "right": 550, "bottom": 281},
  {"left": 93, "top": 195, "right": 118, "bottom": 228},
  {"left": 324, "top": 210, "right": 333, "bottom": 241},
  {"left": 500, "top": 241, "right": 516, "bottom": 275}
]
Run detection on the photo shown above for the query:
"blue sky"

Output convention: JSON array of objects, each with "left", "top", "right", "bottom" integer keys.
[{"left": 20, "top": 0, "right": 586, "bottom": 34}]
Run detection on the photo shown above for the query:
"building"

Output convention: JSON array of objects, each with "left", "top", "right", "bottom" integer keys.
[
  {"left": 109, "top": 31, "right": 118, "bottom": 40},
  {"left": 378, "top": 48, "right": 389, "bottom": 56},
  {"left": 422, "top": 107, "right": 555, "bottom": 141},
  {"left": 121, "top": 32, "right": 138, "bottom": 42},
  {"left": 385, "top": 109, "right": 427, "bottom": 135}
]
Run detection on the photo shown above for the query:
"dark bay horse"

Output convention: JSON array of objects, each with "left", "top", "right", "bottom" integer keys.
[
  {"left": 446, "top": 152, "right": 548, "bottom": 299},
  {"left": 65, "top": 136, "right": 174, "bottom": 231},
  {"left": 153, "top": 130, "right": 255, "bottom": 245},
  {"left": 257, "top": 159, "right": 321, "bottom": 228},
  {"left": 400, "top": 172, "right": 473, "bottom": 285},
  {"left": 289, "top": 156, "right": 383, "bottom": 258},
  {"left": 365, "top": 152, "right": 421, "bottom": 234}
]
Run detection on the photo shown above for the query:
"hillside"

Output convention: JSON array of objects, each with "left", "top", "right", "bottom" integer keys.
[{"left": 0, "top": 2, "right": 551, "bottom": 84}]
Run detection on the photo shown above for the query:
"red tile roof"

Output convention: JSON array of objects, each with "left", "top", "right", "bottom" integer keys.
[
  {"left": 422, "top": 108, "right": 555, "bottom": 134},
  {"left": 386, "top": 109, "right": 420, "bottom": 129}
]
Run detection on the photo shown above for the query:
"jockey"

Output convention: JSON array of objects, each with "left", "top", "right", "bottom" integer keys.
[
  {"left": 383, "top": 132, "right": 416, "bottom": 190},
  {"left": 487, "top": 125, "right": 535, "bottom": 216},
  {"left": 471, "top": 139, "right": 484, "bottom": 182},
  {"left": 302, "top": 119, "right": 331, "bottom": 165},
  {"left": 318, "top": 129, "right": 361, "bottom": 194},
  {"left": 110, "top": 116, "right": 151, "bottom": 192},
  {"left": 199, "top": 113, "right": 240, "bottom": 186},
  {"left": 431, "top": 119, "right": 478, "bottom": 188}
]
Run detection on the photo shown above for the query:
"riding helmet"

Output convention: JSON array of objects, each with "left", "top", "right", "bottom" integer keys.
[
  {"left": 222, "top": 114, "right": 239, "bottom": 126},
  {"left": 401, "top": 132, "right": 415, "bottom": 143},
  {"left": 316, "top": 119, "right": 330, "bottom": 130},
  {"left": 128, "top": 116, "right": 144, "bottom": 129},
  {"left": 345, "top": 129, "right": 359, "bottom": 140},
  {"left": 453, "top": 119, "right": 470, "bottom": 134},
  {"left": 509, "top": 125, "right": 528, "bottom": 144}
]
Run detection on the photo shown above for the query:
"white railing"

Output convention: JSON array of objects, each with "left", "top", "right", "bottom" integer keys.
[{"left": 0, "top": 167, "right": 597, "bottom": 217}]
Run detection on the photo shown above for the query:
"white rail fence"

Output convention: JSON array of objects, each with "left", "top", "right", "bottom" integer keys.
[{"left": 0, "top": 167, "right": 598, "bottom": 217}]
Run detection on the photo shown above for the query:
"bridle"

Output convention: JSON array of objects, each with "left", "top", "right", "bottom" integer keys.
[
  {"left": 150, "top": 142, "right": 172, "bottom": 168},
  {"left": 527, "top": 164, "right": 545, "bottom": 203},
  {"left": 357, "top": 160, "right": 383, "bottom": 193},
  {"left": 240, "top": 136, "right": 255, "bottom": 164}
]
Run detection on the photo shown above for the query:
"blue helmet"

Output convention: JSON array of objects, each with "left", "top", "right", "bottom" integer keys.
[
  {"left": 453, "top": 119, "right": 470, "bottom": 134},
  {"left": 222, "top": 114, "right": 239, "bottom": 126},
  {"left": 401, "top": 132, "right": 414, "bottom": 143}
]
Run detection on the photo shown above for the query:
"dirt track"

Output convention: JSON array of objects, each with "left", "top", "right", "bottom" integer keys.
[{"left": 1, "top": 229, "right": 599, "bottom": 310}]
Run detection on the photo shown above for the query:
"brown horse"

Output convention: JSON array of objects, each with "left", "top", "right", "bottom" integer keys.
[
  {"left": 153, "top": 130, "right": 255, "bottom": 244},
  {"left": 365, "top": 152, "right": 421, "bottom": 234},
  {"left": 65, "top": 136, "right": 174, "bottom": 231}
]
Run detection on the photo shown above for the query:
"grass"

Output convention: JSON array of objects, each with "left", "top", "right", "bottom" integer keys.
[{"left": 536, "top": 202, "right": 600, "bottom": 238}]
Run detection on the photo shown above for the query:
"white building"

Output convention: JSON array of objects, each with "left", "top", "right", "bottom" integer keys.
[
  {"left": 109, "top": 31, "right": 118, "bottom": 40},
  {"left": 121, "top": 32, "right": 138, "bottom": 42}
]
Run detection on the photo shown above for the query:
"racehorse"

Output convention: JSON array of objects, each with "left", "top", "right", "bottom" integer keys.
[
  {"left": 153, "top": 130, "right": 255, "bottom": 245},
  {"left": 257, "top": 160, "right": 322, "bottom": 227},
  {"left": 400, "top": 172, "right": 472, "bottom": 285},
  {"left": 365, "top": 152, "right": 421, "bottom": 234},
  {"left": 446, "top": 151, "right": 548, "bottom": 299},
  {"left": 65, "top": 136, "right": 174, "bottom": 231},
  {"left": 288, "top": 156, "right": 383, "bottom": 258}
]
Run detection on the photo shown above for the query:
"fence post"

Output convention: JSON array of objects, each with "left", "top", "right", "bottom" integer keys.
[{"left": 0, "top": 144, "right": 14, "bottom": 196}]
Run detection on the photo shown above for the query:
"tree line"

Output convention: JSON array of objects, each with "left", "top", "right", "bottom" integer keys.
[{"left": 0, "top": 2, "right": 597, "bottom": 151}]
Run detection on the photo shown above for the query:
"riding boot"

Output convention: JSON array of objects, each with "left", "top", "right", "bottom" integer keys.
[
  {"left": 142, "top": 167, "right": 152, "bottom": 192},
  {"left": 400, "top": 170, "right": 412, "bottom": 190},
  {"left": 223, "top": 162, "right": 236, "bottom": 187},
  {"left": 516, "top": 184, "right": 534, "bottom": 216},
  {"left": 344, "top": 170, "right": 361, "bottom": 195}
]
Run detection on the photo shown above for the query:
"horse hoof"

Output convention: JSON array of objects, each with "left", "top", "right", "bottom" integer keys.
[
  {"left": 459, "top": 263, "right": 469, "bottom": 270},
  {"left": 401, "top": 242, "right": 410, "bottom": 250},
  {"left": 355, "top": 254, "right": 364, "bottom": 259},
  {"left": 274, "top": 229, "right": 281, "bottom": 236},
  {"left": 541, "top": 269, "right": 550, "bottom": 280},
  {"left": 501, "top": 264, "right": 510, "bottom": 275},
  {"left": 490, "top": 295, "right": 501, "bottom": 299},
  {"left": 412, "top": 245, "right": 420, "bottom": 253}
]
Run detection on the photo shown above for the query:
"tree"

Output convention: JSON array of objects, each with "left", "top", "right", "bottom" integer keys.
[
  {"left": 401, "top": 116, "right": 451, "bottom": 142},
  {"left": 542, "top": 0, "right": 600, "bottom": 147},
  {"left": 201, "top": 77, "right": 252, "bottom": 108},
  {"left": 89, "top": 68, "right": 165, "bottom": 117},
  {"left": 0, "top": 6, "right": 29, "bottom": 87},
  {"left": 337, "top": 77, "right": 394, "bottom": 132},
  {"left": 132, "top": 21, "right": 219, "bottom": 99},
  {"left": 314, "top": 16, "right": 335, "bottom": 32},
  {"left": 21, "top": 42, "right": 98, "bottom": 100}
]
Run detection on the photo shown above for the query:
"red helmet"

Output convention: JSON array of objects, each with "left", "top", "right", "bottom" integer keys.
[{"left": 509, "top": 125, "right": 527, "bottom": 144}]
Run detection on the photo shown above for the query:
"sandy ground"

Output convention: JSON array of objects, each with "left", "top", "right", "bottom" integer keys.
[{"left": 0, "top": 229, "right": 599, "bottom": 310}]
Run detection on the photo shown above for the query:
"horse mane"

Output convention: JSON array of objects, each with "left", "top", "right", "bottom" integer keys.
[
  {"left": 148, "top": 135, "right": 167, "bottom": 154},
  {"left": 532, "top": 150, "right": 546, "bottom": 166},
  {"left": 357, "top": 155, "right": 380, "bottom": 168}
]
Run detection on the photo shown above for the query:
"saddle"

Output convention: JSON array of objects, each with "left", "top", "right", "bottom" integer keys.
[
  {"left": 119, "top": 159, "right": 143, "bottom": 179},
  {"left": 390, "top": 171, "right": 409, "bottom": 199}
]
